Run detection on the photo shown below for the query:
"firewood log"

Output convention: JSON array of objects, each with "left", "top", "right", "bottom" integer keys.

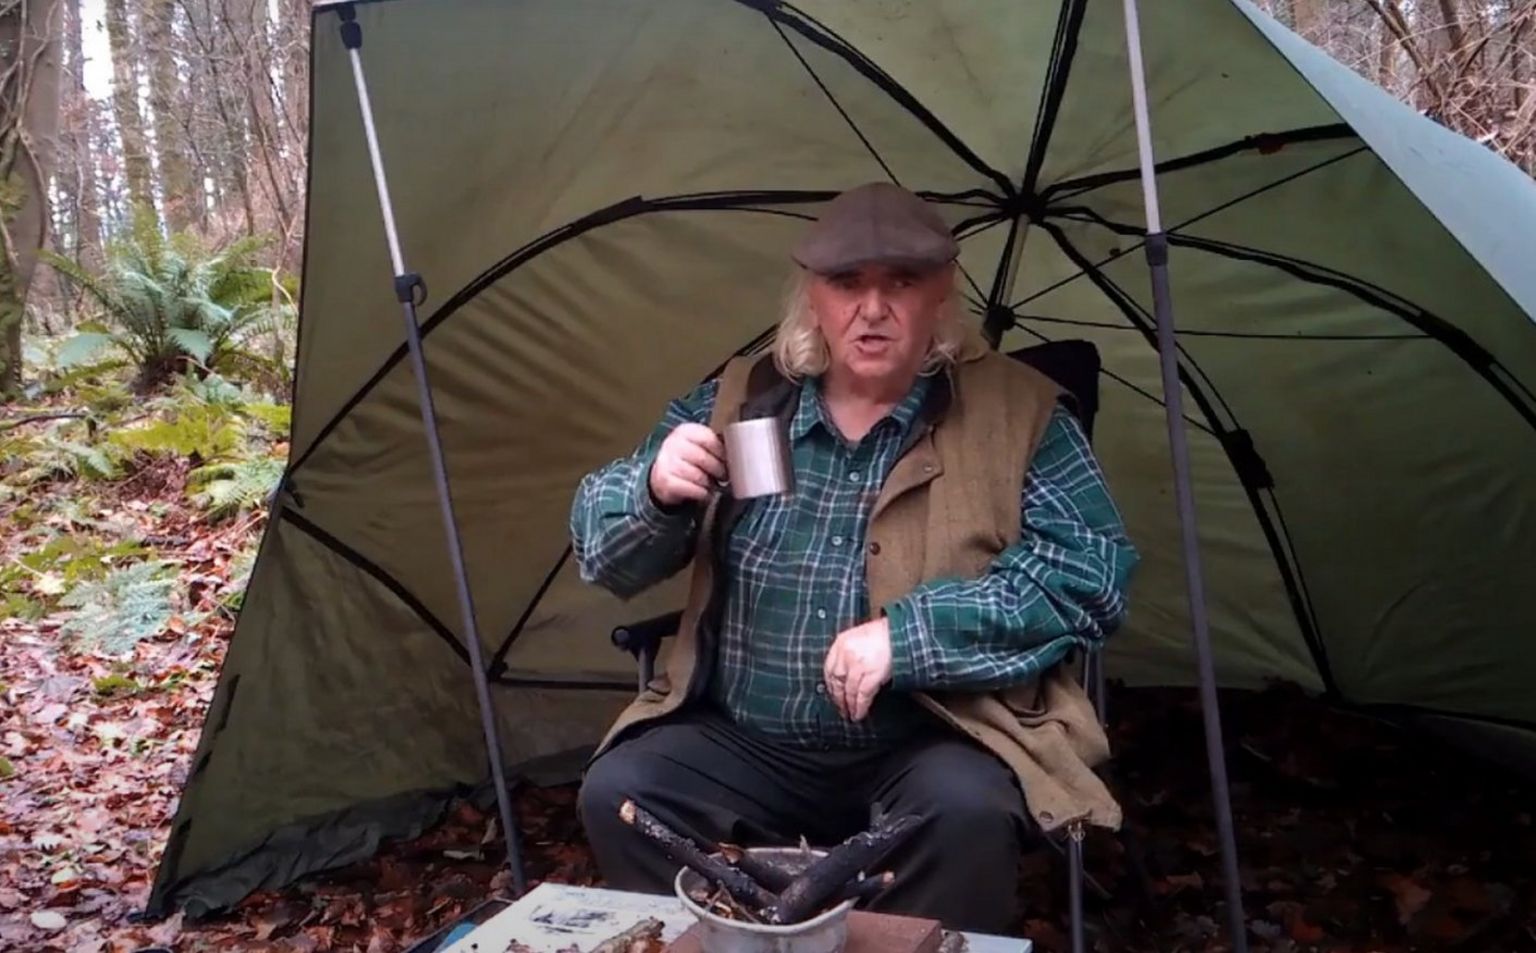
[
  {"left": 763, "top": 814, "right": 921, "bottom": 924},
  {"left": 618, "top": 800, "right": 778, "bottom": 911}
]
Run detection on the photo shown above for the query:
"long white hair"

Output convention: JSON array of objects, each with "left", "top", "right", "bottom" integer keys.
[{"left": 770, "top": 268, "right": 967, "bottom": 380}]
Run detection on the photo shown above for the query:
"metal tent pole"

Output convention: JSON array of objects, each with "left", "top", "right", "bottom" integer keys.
[
  {"left": 1119, "top": 0, "right": 1248, "bottom": 949},
  {"left": 335, "top": 5, "right": 526, "bottom": 897}
]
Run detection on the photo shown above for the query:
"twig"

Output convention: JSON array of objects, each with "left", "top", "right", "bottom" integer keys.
[
  {"left": 0, "top": 411, "right": 89, "bottom": 431},
  {"left": 618, "top": 800, "right": 778, "bottom": 912},
  {"left": 588, "top": 917, "right": 664, "bottom": 953},
  {"left": 716, "top": 842, "right": 795, "bottom": 892}
]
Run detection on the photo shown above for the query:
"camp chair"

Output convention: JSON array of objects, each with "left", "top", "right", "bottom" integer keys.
[{"left": 611, "top": 338, "right": 1111, "bottom": 953}]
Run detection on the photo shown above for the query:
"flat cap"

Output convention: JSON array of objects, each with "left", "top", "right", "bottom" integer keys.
[{"left": 792, "top": 182, "right": 959, "bottom": 274}]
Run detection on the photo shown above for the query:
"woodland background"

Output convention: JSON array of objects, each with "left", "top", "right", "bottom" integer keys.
[{"left": 1, "top": 2, "right": 1535, "bottom": 952}]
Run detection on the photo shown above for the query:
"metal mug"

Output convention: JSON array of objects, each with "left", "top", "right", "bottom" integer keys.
[{"left": 720, "top": 417, "right": 794, "bottom": 500}]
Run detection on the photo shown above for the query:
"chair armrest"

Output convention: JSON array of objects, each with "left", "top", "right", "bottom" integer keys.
[{"left": 611, "top": 609, "right": 684, "bottom": 658}]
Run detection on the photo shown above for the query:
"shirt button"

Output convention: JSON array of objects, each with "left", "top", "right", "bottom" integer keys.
[
  {"left": 848, "top": 471, "right": 861, "bottom": 482},
  {"left": 832, "top": 535, "right": 844, "bottom": 546},
  {"left": 815, "top": 684, "right": 825, "bottom": 695},
  {"left": 868, "top": 541, "right": 881, "bottom": 555},
  {"left": 816, "top": 608, "right": 827, "bottom": 620}
]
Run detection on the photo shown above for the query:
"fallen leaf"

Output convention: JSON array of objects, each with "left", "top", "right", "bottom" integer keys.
[
  {"left": 252, "top": 899, "right": 304, "bottom": 940},
  {"left": 145, "top": 910, "right": 183, "bottom": 947},
  {"left": 1250, "top": 919, "right": 1283, "bottom": 939},
  {"left": 31, "top": 910, "right": 67, "bottom": 931},
  {"left": 1378, "top": 872, "right": 1432, "bottom": 925},
  {"left": 34, "top": 572, "right": 66, "bottom": 596}
]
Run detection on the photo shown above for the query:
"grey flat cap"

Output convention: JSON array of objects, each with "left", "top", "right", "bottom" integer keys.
[{"left": 792, "top": 182, "right": 959, "bottom": 274}]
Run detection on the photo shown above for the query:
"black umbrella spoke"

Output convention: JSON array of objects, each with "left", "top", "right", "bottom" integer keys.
[
  {"left": 1056, "top": 208, "right": 1536, "bottom": 430},
  {"left": 765, "top": 13, "right": 899, "bottom": 184},
  {"left": 1044, "top": 123, "right": 1359, "bottom": 204},
  {"left": 1012, "top": 310, "right": 1425, "bottom": 342},
  {"left": 1022, "top": 0, "right": 1089, "bottom": 200},
  {"left": 1006, "top": 318, "right": 1213, "bottom": 436},
  {"left": 753, "top": 1, "right": 1014, "bottom": 194},
  {"left": 1038, "top": 218, "right": 1337, "bottom": 693},
  {"left": 488, "top": 322, "right": 779, "bottom": 671},
  {"left": 1011, "top": 145, "right": 1371, "bottom": 313}
]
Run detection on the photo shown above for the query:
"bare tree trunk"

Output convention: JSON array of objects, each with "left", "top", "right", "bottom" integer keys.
[
  {"left": 105, "top": 0, "right": 154, "bottom": 218},
  {"left": 0, "top": 0, "right": 63, "bottom": 400},
  {"left": 1377, "top": 8, "right": 1398, "bottom": 89},
  {"left": 185, "top": 0, "right": 253, "bottom": 235},
  {"left": 283, "top": 0, "right": 308, "bottom": 144},
  {"left": 65, "top": 0, "right": 100, "bottom": 263},
  {"left": 147, "top": 0, "right": 194, "bottom": 230}
]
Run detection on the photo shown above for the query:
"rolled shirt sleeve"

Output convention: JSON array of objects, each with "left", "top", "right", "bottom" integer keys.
[
  {"left": 569, "top": 378, "right": 719, "bottom": 599},
  {"left": 885, "top": 401, "right": 1139, "bottom": 692}
]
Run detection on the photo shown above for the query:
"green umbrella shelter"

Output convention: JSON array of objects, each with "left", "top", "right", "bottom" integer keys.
[{"left": 149, "top": 3, "right": 1536, "bottom": 949}]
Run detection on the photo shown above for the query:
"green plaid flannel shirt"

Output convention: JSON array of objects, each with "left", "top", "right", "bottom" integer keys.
[{"left": 570, "top": 371, "right": 1138, "bottom": 749}]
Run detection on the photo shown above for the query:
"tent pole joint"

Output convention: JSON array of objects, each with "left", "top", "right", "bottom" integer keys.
[{"left": 395, "top": 272, "right": 427, "bottom": 306}]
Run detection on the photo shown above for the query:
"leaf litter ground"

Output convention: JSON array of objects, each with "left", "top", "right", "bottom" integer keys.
[{"left": 2, "top": 442, "right": 1534, "bottom": 952}]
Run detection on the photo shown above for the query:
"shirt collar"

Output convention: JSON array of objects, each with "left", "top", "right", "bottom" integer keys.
[{"left": 790, "top": 372, "right": 934, "bottom": 443}]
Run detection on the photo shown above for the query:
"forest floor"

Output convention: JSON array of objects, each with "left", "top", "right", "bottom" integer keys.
[{"left": 2, "top": 403, "right": 1534, "bottom": 953}]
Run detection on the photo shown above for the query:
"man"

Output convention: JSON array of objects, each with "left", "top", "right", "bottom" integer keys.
[{"left": 569, "top": 182, "right": 1138, "bottom": 933}]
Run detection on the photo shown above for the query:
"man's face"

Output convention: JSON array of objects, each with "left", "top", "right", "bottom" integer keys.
[{"left": 808, "top": 261, "right": 954, "bottom": 387}]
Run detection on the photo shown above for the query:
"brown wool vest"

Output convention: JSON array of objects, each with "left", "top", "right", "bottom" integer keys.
[{"left": 593, "top": 328, "right": 1122, "bottom": 834}]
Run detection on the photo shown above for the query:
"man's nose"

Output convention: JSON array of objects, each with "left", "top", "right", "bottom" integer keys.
[{"left": 858, "top": 287, "right": 892, "bottom": 318}]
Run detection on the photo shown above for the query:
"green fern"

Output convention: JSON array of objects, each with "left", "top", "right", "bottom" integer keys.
[
  {"left": 58, "top": 561, "right": 178, "bottom": 655},
  {"left": 110, "top": 402, "right": 246, "bottom": 462},
  {"left": 188, "top": 456, "right": 285, "bottom": 519},
  {"left": 42, "top": 205, "right": 294, "bottom": 391},
  {"left": 1, "top": 422, "right": 122, "bottom": 485},
  {"left": 241, "top": 402, "right": 291, "bottom": 437}
]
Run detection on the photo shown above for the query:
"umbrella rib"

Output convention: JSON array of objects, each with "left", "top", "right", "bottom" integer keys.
[
  {"left": 1013, "top": 145, "right": 1371, "bottom": 312},
  {"left": 765, "top": 14, "right": 898, "bottom": 184},
  {"left": 1036, "top": 218, "right": 1338, "bottom": 695},
  {"left": 1012, "top": 311, "right": 1428, "bottom": 341},
  {"left": 1043, "top": 123, "right": 1358, "bottom": 203},
  {"left": 1005, "top": 318, "right": 1214, "bottom": 435},
  {"left": 757, "top": 9, "right": 993, "bottom": 305},
  {"left": 1021, "top": 0, "right": 1089, "bottom": 200},
  {"left": 752, "top": 0, "right": 1014, "bottom": 193},
  {"left": 1066, "top": 208, "right": 1536, "bottom": 431},
  {"left": 290, "top": 190, "right": 841, "bottom": 476},
  {"left": 278, "top": 508, "right": 471, "bottom": 666},
  {"left": 485, "top": 323, "right": 781, "bottom": 672}
]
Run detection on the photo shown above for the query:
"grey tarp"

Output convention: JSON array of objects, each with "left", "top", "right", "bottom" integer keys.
[{"left": 148, "top": 0, "right": 1536, "bottom": 917}]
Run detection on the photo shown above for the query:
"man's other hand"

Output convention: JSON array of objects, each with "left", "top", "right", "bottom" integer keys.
[
  {"left": 648, "top": 423, "right": 726, "bottom": 507},
  {"left": 824, "top": 618, "right": 893, "bottom": 721}
]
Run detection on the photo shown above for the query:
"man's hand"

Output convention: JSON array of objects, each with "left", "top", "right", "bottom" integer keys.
[
  {"left": 648, "top": 423, "right": 726, "bottom": 507},
  {"left": 824, "top": 618, "right": 893, "bottom": 721}
]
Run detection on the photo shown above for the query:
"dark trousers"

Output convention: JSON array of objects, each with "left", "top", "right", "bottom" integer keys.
[{"left": 578, "top": 706, "right": 1028, "bottom": 933}]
